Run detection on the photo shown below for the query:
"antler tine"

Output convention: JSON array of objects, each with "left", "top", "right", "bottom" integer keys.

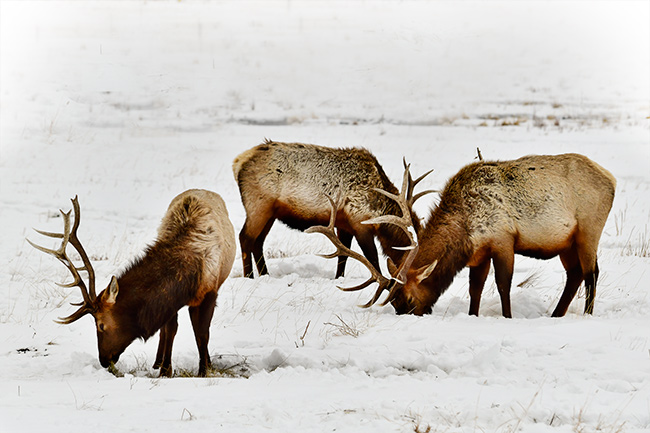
[
  {"left": 55, "top": 305, "right": 96, "bottom": 325},
  {"left": 27, "top": 208, "right": 72, "bottom": 258},
  {"left": 67, "top": 196, "right": 97, "bottom": 299},
  {"left": 359, "top": 278, "right": 398, "bottom": 308},
  {"left": 363, "top": 161, "right": 423, "bottom": 303},
  {"left": 412, "top": 168, "right": 434, "bottom": 187},
  {"left": 371, "top": 163, "right": 417, "bottom": 241},
  {"left": 378, "top": 282, "right": 402, "bottom": 307},
  {"left": 29, "top": 196, "right": 97, "bottom": 323},
  {"left": 306, "top": 195, "right": 395, "bottom": 305},
  {"left": 32, "top": 228, "right": 65, "bottom": 239},
  {"left": 411, "top": 189, "right": 437, "bottom": 204},
  {"left": 402, "top": 157, "right": 435, "bottom": 206}
]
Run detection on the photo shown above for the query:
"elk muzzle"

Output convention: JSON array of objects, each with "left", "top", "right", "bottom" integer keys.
[{"left": 99, "top": 352, "right": 121, "bottom": 368}]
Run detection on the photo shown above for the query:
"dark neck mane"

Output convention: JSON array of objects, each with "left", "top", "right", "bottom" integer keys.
[
  {"left": 114, "top": 239, "right": 202, "bottom": 340},
  {"left": 415, "top": 197, "right": 473, "bottom": 304}
]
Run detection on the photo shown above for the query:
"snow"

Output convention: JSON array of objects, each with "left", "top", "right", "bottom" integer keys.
[{"left": 1, "top": 1, "right": 649, "bottom": 432}]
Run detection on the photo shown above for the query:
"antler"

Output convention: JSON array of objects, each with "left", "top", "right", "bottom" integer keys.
[
  {"left": 361, "top": 161, "right": 425, "bottom": 306},
  {"left": 307, "top": 161, "right": 433, "bottom": 308},
  {"left": 305, "top": 195, "right": 398, "bottom": 308},
  {"left": 403, "top": 157, "right": 436, "bottom": 207},
  {"left": 28, "top": 196, "right": 97, "bottom": 324}
]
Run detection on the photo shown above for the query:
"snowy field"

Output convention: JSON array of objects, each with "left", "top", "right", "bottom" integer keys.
[{"left": 1, "top": 1, "right": 649, "bottom": 432}]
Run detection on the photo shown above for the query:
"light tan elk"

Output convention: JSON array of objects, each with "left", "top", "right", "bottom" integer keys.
[
  {"left": 232, "top": 139, "right": 433, "bottom": 278},
  {"left": 309, "top": 153, "right": 616, "bottom": 317},
  {"left": 29, "top": 189, "right": 236, "bottom": 376}
]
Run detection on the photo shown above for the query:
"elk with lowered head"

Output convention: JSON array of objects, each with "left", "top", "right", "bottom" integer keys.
[
  {"left": 29, "top": 189, "right": 236, "bottom": 376},
  {"left": 232, "top": 139, "right": 433, "bottom": 279},
  {"left": 310, "top": 153, "right": 616, "bottom": 317}
]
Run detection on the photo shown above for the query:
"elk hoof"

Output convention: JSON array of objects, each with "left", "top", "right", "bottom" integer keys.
[{"left": 158, "top": 365, "right": 173, "bottom": 378}]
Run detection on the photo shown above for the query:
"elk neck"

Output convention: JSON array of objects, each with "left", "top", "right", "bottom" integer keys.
[
  {"left": 406, "top": 193, "right": 474, "bottom": 306},
  {"left": 113, "top": 237, "right": 203, "bottom": 340}
]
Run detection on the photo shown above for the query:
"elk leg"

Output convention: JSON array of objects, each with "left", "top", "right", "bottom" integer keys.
[
  {"left": 189, "top": 290, "right": 218, "bottom": 377},
  {"left": 154, "top": 313, "right": 178, "bottom": 377},
  {"left": 552, "top": 247, "right": 583, "bottom": 317},
  {"left": 239, "top": 212, "right": 273, "bottom": 278},
  {"left": 252, "top": 217, "right": 275, "bottom": 276},
  {"left": 492, "top": 250, "right": 515, "bottom": 318},
  {"left": 335, "top": 229, "right": 354, "bottom": 278},
  {"left": 553, "top": 265, "right": 583, "bottom": 317},
  {"left": 584, "top": 260, "right": 599, "bottom": 315},
  {"left": 354, "top": 231, "right": 381, "bottom": 274},
  {"left": 239, "top": 223, "right": 256, "bottom": 278},
  {"left": 153, "top": 329, "right": 165, "bottom": 369},
  {"left": 468, "top": 259, "right": 491, "bottom": 316},
  {"left": 575, "top": 237, "right": 599, "bottom": 315}
]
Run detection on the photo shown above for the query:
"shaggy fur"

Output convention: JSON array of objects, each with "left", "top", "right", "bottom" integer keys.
[
  {"left": 233, "top": 139, "right": 421, "bottom": 278},
  {"left": 93, "top": 189, "right": 235, "bottom": 376},
  {"left": 393, "top": 153, "right": 616, "bottom": 317}
]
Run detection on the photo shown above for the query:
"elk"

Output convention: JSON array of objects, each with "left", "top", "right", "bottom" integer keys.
[
  {"left": 232, "top": 139, "right": 433, "bottom": 278},
  {"left": 29, "top": 189, "right": 236, "bottom": 377},
  {"left": 310, "top": 153, "right": 616, "bottom": 317}
]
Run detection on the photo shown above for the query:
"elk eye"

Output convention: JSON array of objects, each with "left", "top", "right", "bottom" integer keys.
[{"left": 98, "top": 323, "right": 105, "bottom": 332}]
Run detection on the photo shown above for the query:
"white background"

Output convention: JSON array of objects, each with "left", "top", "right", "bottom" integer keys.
[{"left": 1, "top": 1, "right": 649, "bottom": 432}]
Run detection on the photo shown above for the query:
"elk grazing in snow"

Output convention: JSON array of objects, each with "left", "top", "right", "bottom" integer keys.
[
  {"left": 232, "top": 139, "right": 433, "bottom": 279},
  {"left": 310, "top": 153, "right": 616, "bottom": 317},
  {"left": 29, "top": 189, "right": 236, "bottom": 377}
]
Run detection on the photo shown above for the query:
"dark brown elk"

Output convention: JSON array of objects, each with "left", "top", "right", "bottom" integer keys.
[
  {"left": 232, "top": 139, "right": 433, "bottom": 279},
  {"left": 29, "top": 189, "right": 236, "bottom": 377},
  {"left": 311, "top": 153, "right": 616, "bottom": 317}
]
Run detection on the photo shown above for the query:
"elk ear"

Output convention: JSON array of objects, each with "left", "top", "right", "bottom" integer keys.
[
  {"left": 387, "top": 257, "right": 398, "bottom": 278},
  {"left": 105, "top": 276, "right": 119, "bottom": 305},
  {"left": 415, "top": 260, "right": 438, "bottom": 284}
]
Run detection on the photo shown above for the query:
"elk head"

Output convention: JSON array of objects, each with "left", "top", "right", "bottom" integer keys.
[
  {"left": 307, "top": 160, "right": 437, "bottom": 315},
  {"left": 387, "top": 260, "right": 440, "bottom": 315},
  {"left": 29, "top": 196, "right": 137, "bottom": 368}
]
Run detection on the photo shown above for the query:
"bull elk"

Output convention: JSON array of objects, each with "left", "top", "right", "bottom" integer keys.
[
  {"left": 232, "top": 139, "right": 433, "bottom": 278},
  {"left": 310, "top": 153, "right": 616, "bottom": 317},
  {"left": 29, "top": 189, "right": 236, "bottom": 377}
]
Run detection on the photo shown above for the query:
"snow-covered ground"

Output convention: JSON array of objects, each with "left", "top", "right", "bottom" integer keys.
[{"left": 1, "top": 1, "right": 649, "bottom": 432}]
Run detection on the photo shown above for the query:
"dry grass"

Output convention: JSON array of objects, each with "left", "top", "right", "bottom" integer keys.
[
  {"left": 614, "top": 208, "right": 627, "bottom": 237},
  {"left": 622, "top": 225, "right": 649, "bottom": 258},
  {"left": 517, "top": 269, "right": 543, "bottom": 289},
  {"left": 109, "top": 352, "right": 252, "bottom": 379},
  {"left": 413, "top": 423, "right": 433, "bottom": 433},
  {"left": 324, "top": 314, "right": 365, "bottom": 338},
  {"left": 176, "top": 357, "right": 252, "bottom": 379}
]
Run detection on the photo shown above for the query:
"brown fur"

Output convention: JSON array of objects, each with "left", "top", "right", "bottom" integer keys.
[
  {"left": 390, "top": 153, "right": 616, "bottom": 317},
  {"left": 233, "top": 139, "right": 420, "bottom": 278},
  {"left": 85, "top": 189, "right": 234, "bottom": 376}
]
